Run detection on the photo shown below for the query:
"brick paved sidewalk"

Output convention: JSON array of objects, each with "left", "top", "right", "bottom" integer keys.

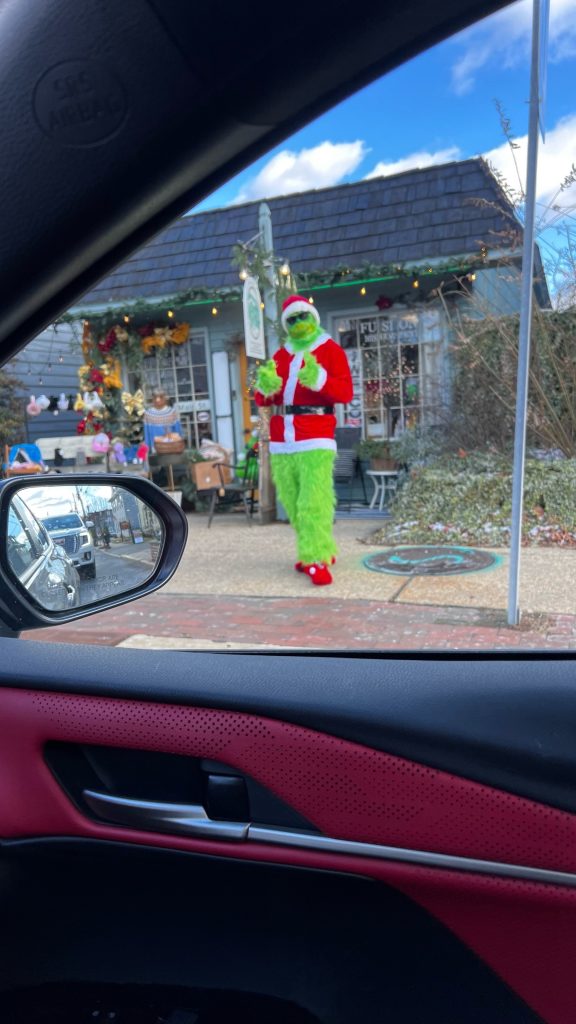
[{"left": 21, "top": 591, "right": 576, "bottom": 650}]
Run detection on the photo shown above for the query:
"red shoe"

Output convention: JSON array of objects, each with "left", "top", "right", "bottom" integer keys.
[
  {"left": 303, "top": 562, "right": 333, "bottom": 586},
  {"left": 295, "top": 557, "right": 335, "bottom": 573}
]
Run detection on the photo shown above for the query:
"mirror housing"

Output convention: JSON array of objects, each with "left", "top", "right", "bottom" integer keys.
[{"left": 0, "top": 474, "right": 187, "bottom": 635}]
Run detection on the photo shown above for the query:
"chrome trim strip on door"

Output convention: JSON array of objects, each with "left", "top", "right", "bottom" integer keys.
[
  {"left": 248, "top": 826, "right": 576, "bottom": 888},
  {"left": 82, "top": 788, "right": 576, "bottom": 887}
]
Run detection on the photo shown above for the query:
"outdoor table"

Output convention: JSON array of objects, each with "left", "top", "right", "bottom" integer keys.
[
  {"left": 366, "top": 469, "right": 398, "bottom": 512},
  {"left": 148, "top": 452, "right": 187, "bottom": 492}
]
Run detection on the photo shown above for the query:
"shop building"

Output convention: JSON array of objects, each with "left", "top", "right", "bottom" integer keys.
[{"left": 11, "top": 157, "right": 548, "bottom": 455}]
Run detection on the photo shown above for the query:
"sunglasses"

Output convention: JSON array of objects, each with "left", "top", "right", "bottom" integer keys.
[{"left": 286, "top": 312, "right": 311, "bottom": 325}]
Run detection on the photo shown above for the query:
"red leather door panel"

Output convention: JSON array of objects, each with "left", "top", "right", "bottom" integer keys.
[{"left": 0, "top": 686, "right": 573, "bottom": 1023}]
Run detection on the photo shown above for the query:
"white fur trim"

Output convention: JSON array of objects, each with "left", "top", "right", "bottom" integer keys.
[
  {"left": 270, "top": 438, "right": 337, "bottom": 454},
  {"left": 281, "top": 299, "right": 320, "bottom": 330},
  {"left": 307, "top": 364, "right": 327, "bottom": 392},
  {"left": 283, "top": 353, "right": 304, "bottom": 405},
  {"left": 284, "top": 414, "right": 295, "bottom": 443}
]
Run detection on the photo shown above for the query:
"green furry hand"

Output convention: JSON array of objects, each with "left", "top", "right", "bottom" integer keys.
[
  {"left": 297, "top": 353, "right": 322, "bottom": 389},
  {"left": 256, "top": 359, "right": 282, "bottom": 397}
]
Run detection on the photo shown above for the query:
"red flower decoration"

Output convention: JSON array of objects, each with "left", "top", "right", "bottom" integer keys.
[
  {"left": 376, "top": 295, "right": 393, "bottom": 310},
  {"left": 89, "top": 368, "right": 104, "bottom": 384},
  {"left": 97, "top": 327, "right": 118, "bottom": 353},
  {"left": 76, "top": 419, "right": 86, "bottom": 435}
]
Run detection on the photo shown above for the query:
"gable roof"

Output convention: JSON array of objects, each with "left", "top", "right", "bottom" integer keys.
[{"left": 79, "top": 158, "right": 518, "bottom": 307}]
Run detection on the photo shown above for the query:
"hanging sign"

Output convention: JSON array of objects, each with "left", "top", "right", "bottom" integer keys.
[{"left": 243, "top": 276, "right": 266, "bottom": 359}]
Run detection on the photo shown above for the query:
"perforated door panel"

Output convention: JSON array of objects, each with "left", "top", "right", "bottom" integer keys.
[{"left": 0, "top": 685, "right": 573, "bottom": 1024}]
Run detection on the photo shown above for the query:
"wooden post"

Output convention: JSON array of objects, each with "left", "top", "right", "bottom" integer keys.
[{"left": 257, "top": 407, "right": 275, "bottom": 524}]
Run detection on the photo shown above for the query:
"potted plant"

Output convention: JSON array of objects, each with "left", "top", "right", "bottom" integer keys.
[{"left": 358, "top": 438, "right": 398, "bottom": 471}]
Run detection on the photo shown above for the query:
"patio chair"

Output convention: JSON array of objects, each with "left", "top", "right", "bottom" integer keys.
[
  {"left": 334, "top": 448, "right": 367, "bottom": 511},
  {"left": 206, "top": 451, "right": 258, "bottom": 528}
]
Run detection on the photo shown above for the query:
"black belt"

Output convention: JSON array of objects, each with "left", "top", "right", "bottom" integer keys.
[{"left": 285, "top": 405, "right": 334, "bottom": 415}]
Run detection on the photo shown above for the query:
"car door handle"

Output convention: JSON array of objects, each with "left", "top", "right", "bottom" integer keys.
[{"left": 83, "top": 789, "right": 250, "bottom": 841}]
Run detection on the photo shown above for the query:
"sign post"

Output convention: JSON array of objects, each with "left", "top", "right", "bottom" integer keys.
[
  {"left": 255, "top": 203, "right": 279, "bottom": 524},
  {"left": 507, "top": 0, "right": 549, "bottom": 626}
]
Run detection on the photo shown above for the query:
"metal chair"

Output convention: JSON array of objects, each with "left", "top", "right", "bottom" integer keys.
[
  {"left": 206, "top": 452, "right": 258, "bottom": 528},
  {"left": 334, "top": 448, "right": 367, "bottom": 510}
]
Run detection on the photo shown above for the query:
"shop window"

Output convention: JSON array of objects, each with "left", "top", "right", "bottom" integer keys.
[
  {"left": 335, "top": 309, "right": 445, "bottom": 440},
  {"left": 133, "top": 329, "right": 213, "bottom": 449}
]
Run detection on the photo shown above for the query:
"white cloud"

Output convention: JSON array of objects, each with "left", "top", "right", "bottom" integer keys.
[
  {"left": 364, "top": 146, "right": 461, "bottom": 179},
  {"left": 233, "top": 140, "right": 368, "bottom": 202},
  {"left": 483, "top": 112, "right": 576, "bottom": 221},
  {"left": 451, "top": 0, "right": 576, "bottom": 95}
]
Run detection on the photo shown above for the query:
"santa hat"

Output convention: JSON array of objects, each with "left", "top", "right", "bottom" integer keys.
[{"left": 281, "top": 294, "right": 320, "bottom": 330}]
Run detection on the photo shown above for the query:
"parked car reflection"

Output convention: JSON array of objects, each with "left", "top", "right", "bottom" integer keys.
[{"left": 7, "top": 494, "right": 80, "bottom": 611}]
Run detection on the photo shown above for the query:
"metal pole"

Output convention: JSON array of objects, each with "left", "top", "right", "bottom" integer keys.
[
  {"left": 257, "top": 203, "right": 278, "bottom": 524},
  {"left": 507, "top": 0, "right": 543, "bottom": 626}
]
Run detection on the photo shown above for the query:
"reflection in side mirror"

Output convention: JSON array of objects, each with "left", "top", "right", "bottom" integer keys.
[{"left": 5, "top": 484, "right": 164, "bottom": 612}]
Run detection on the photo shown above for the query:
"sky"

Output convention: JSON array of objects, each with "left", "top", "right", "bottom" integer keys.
[{"left": 194, "top": 0, "right": 576, "bottom": 268}]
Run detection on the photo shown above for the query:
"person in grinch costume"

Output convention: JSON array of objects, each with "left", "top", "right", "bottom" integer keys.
[{"left": 254, "top": 295, "right": 353, "bottom": 586}]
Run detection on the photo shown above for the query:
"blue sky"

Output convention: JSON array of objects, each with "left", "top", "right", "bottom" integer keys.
[{"left": 195, "top": 0, "right": 576, "bottom": 240}]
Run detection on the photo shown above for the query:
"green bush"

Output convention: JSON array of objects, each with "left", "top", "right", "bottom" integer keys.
[{"left": 372, "top": 453, "right": 576, "bottom": 547}]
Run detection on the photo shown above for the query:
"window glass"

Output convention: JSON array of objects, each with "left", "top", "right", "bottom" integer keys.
[{"left": 8, "top": 3, "right": 576, "bottom": 652}]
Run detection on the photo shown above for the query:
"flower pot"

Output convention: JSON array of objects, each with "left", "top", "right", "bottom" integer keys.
[{"left": 370, "top": 457, "right": 398, "bottom": 471}]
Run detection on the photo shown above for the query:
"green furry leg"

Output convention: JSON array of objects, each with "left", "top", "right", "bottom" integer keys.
[
  {"left": 271, "top": 450, "right": 337, "bottom": 565},
  {"left": 270, "top": 453, "right": 300, "bottom": 531}
]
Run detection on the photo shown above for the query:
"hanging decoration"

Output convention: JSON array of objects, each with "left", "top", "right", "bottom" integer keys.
[
  {"left": 56, "top": 250, "right": 487, "bottom": 340},
  {"left": 71, "top": 319, "right": 190, "bottom": 443},
  {"left": 26, "top": 396, "right": 42, "bottom": 416},
  {"left": 375, "top": 295, "right": 393, "bottom": 310}
]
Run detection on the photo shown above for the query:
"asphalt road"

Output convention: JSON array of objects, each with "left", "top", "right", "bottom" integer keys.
[{"left": 78, "top": 544, "right": 156, "bottom": 605}]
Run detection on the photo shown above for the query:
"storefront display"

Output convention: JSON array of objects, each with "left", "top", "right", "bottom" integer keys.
[{"left": 335, "top": 307, "right": 445, "bottom": 440}]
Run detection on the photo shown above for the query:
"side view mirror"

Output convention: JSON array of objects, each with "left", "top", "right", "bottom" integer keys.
[{"left": 0, "top": 474, "right": 187, "bottom": 635}]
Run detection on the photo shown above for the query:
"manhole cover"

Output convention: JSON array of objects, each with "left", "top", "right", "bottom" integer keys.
[{"left": 364, "top": 545, "right": 500, "bottom": 576}]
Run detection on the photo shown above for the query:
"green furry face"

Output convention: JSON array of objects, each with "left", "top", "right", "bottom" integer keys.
[{"left": 286, "top": 313, "right": 321, "bottom": 350}]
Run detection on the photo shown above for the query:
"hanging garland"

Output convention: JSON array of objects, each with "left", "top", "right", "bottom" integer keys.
[{"left": 57, "top": 250, "right": 488, "bottom": 335}]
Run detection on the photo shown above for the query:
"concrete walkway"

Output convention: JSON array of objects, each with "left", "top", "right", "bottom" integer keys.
[{"left": 21, "top": 513, "right": 576, "bottom": 651}]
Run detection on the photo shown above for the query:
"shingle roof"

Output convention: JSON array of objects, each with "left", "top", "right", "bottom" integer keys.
[{"left": 79, "top": 158, "right": 517, "bottom": 306}]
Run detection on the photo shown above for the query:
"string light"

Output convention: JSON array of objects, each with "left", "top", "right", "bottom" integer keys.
[
  {"left": 260, "top": 302, "right": 265, "bottom": 310},
  {"left": 167, "top": 310, "right": 174, "bottom": 318},
  {"left": 58, "top": 354, "right": 64, "bottom": 364},
  {"left": 308, "top": 297, "right": 314, "bottom": 304},
  {"left": 239, "top": 268, "right": 248, "bottom": 281},
  {"left": 360, "top": 286, "right": 366, "bottom": 296},
  {"left": 280, "top": 262, "right": 290, "bottom": 277},
  {"left": 211, "top": 307, "right": 218, "bottom": 316},
  {"left": 123, "top": 314, "right": 130, "bottom": 323},
  {"left": 468, "top": 272, "right": 477, "bottom": 282},
  {"left": 412, "top": 279, "right": 419, "bottom": 289}
]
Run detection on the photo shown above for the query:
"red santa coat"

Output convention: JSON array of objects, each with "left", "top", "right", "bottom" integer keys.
[{"left": 254, "top": 332, "right": 353, "bottom": 454}]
